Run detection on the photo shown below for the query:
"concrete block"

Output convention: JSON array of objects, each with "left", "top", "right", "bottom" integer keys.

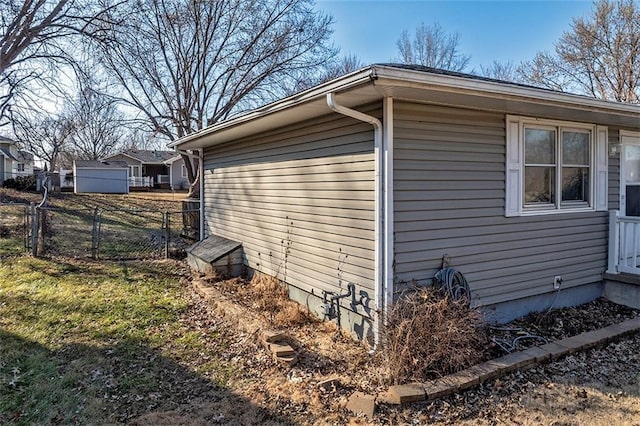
[
  {"left": 521, "top": 346, "right": 551, "bottom": 363},
  {"left": 425, "top": 378, "right": 455, "bottom": 400},
  {"left": 465, "top": 362, "right": 501, "bottom": 382},
  {"left": 384, "top": 383, "right": 426, "bottom": 404},
  {"left": 446, "top": 369, "right": 480, "bottom": 391},
  {"left": 318, "top": 377, "right": 341, "bottom": 392},
  {"left": 262, "top": 330, "right": 286, "bottom": 344},
  {"left": 559, "top": 331, "right": 603, "bottom": 352},
  {"left": 346, "top": 391, "right": 375, "bottom": 418},
  {"left": 268, "top": 343, "right": 295, "bottom": 357},
  {"left": 538, "top": 341, "right": 570, "bottom": 360},
  {"left": 492, "top": 350, "right": 536, "bottom": 373},
  {"left": 274, "top": 354, "right": 298, "bottom": 366}
]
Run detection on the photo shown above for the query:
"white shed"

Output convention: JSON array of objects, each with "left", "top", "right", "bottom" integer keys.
[{"left": 73, "top": 160, "right": 129, "bottom": 194}]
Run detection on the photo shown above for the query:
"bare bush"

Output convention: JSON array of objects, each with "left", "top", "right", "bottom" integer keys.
[
  {"left": 378, "top": 287, "right": 489, "bottom": 385},
  {"left": 249, "top": 272, "right": 313, "bottom": 328}
]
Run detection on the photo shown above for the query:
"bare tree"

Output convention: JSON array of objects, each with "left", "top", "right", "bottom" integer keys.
[
  {"left": 519, "top": 0, "right": 640, "bottom": 103},
  {"left": 0, "top": 0, "right": 120, "bottom": 125},
  {"left": 288, "top": 53, "right": 364, "bottom": 94},
  {"left": 92, "top": 0, "right": 336, "bottom": 197},
  {"left": 65, "top": 77, "right": 124, "bottom": 160},
  {"left": 13, "top": 111, "right": 74, "bottom": 172},
  {"left": 396, "top": 22, "right": 470, "bottom": 72},
  {"left": 478, "top": 61, "right": 520, "bottom": 82}
]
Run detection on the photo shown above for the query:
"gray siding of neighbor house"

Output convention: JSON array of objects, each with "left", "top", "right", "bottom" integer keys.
[
  {"left": 170, "top": 159, "right": 189, "bottom": 190},
  {"left": 75, "top": 168, "right": 128, "bottom": 194},
  {"left": 392, "top": 102, "right": 610, "bottom": 308},
  {"left": 202, "top": 110, "right": 377, "bottom": 309}
]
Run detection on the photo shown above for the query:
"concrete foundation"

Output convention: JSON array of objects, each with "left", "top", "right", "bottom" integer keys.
[
  {"left": 603, "top": 272, "right": 640, "bottom": 309},
  {"left": 481, "top": 281, "right": 604, "bottom": 324}
]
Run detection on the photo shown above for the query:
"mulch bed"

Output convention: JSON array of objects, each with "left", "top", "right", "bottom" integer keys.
[{"left": 487, "top": 297, "right": 640, "bottom": 358}]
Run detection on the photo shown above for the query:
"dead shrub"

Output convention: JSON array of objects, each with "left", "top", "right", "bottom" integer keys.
[
  {"left": 249, "top": 272, "right": 313, "bottom": 328},
  {"left": 378, "top": 286, "right": 489, "bottom": 385}
]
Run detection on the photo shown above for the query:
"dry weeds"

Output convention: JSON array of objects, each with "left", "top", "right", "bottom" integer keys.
[{"left": 378, "top": 287, "right": 490, "bottom": 385}]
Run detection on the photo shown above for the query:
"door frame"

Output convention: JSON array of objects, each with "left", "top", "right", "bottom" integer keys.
[{"left": 620, "top": 130, "right": 640, "bottom": 216}]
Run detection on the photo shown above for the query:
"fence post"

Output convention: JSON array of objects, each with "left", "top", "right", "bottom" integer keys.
[
  {"left": 30, "top": 203, "right": 38, "bottom": 257},
  {"left": 164, "top": 211, "right": 170, "bottom": 259},
  {"left": 91, "top": 207, "right": 99, "bottom": 259}
]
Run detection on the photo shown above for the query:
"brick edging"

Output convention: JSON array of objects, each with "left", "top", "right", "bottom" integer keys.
[{"left": 379, "top": 317, "right": 640, "bottom": 405}]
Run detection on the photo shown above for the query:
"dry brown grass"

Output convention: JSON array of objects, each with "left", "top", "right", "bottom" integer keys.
[
  {"left": 378, "top": 287, "right": 489, "bottom": 385},
  {"left": 245, "top": 272, "right": 314, "bottom": 328}
]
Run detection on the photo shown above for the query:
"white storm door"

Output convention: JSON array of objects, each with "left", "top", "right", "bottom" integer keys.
[{"left": 621, "top": 132, "right": 640, "bottom": 217}]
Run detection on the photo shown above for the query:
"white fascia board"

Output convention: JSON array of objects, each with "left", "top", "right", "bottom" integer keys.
[
  {"left": 169, "top": 68, "right": 376, "bottom": 150},
  {"left": 163, "top": 155, "right": 182, "bottom": 165},
  {"left": 372, "top": 66, "right": 640, "bottom": 119}
]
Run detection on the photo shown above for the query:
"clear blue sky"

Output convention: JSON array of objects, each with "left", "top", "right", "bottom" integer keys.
[{"left": 315, "top": 0, "right": 595, "bottom": 71}]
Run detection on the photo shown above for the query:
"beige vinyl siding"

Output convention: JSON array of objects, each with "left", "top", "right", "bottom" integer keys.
[
  {"left": 393, "top": 102, "right": 608, "bottom": 307},
  {"left": 203, "top": 111, "right": 376, "bottom": 301}
]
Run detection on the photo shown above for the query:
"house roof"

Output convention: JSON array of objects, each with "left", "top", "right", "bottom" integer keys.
[
  {"left": 0, "top": 135, "right": 15, "bottom": 145},
  {"left": 0, "top": 146, "right": 18, "bottom": 161},
  {"left": 17, "top": 150, "right": 33, "bottom": 162},
  {"left": 171, "top": 63, "right": 640, "bottom": 150},
  {"left": 105, "top": 149, "right": 180, "bottom": 164},
  {"left": 74, "top": 160, "right": 128, "bottom": 169}
]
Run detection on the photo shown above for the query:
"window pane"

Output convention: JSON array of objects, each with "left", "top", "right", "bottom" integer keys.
[
  {"left": 525, "top": 166, "right": 555, "bottom": 204},
  {"left": 562, "top": 167, "right": 589, "bottom": 202},
  {"left": 562, "top": 131, "right": 590, "bottom": 165},
  {"left": 525, "top": 128, "right": 555, "bottom": 164},
  {"left": 625, "top": 145, "right": 640, "bottom": 183}
]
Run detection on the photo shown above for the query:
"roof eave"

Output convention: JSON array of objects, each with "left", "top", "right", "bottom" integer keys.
[
  {"left": 169, "top": 67, "right": 377, "bottom": 150},
  {"left": 171, "top": 64, "right": 639, "bottom": 150}
]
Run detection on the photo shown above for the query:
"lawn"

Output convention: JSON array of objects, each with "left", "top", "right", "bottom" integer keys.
[{"left": 0, "top": 256, "right": 275, "bottom": 425}]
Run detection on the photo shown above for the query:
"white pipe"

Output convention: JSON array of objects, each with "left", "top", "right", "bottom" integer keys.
[
  {"left": 199, "top": 148, "right": 204, "bottom": 240},
  {"left": 326, "top": 92, "right": 384, "bottom": 350},
  {"left": 382, "top": 97, "right": 394, "bottom": 320}
]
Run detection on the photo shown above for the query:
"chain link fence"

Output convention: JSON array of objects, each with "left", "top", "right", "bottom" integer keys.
[
  {"left": 0, "top": 203, "right": 31, "bottom": 256},
  {"left": 0, "top": 203, "right": 199, "bottom": 259}
]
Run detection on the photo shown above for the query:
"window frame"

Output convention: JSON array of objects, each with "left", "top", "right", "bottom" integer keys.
[
  {"left": 506, "top": 115, "right": 608, "bottom": 217},
  {"left": 181, "top": 164, "right": 187, "bottom": 178}
]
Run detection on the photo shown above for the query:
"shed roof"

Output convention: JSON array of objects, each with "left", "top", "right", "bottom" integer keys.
[
  {"left": 75, "top": 160, "right": 128, "bottom": 169},
  {"left": 106, "top": 150, "right": 179, "bottom": 164},
  {"left": 171, "top": 64, "right": 640, "bottom": 150}
]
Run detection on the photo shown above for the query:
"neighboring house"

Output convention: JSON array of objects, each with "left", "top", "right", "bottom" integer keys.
[
  {"left": 73, "top": 160, "right": 129, "bottom": 194},
  {"left": 102, "top": 150, "right": 190, "bottom": 190},
  {"left": 0, "top": 136, "right": 35, "bottom": 184},
  {"left": 15, "top": 150, "right": 34, "bottom": 177},
  {"left": 171, "top": 64, "right": 640, "bottom": 344}
]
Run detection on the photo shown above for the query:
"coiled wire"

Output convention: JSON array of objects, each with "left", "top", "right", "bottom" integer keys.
[{"left": 433, "top": 267, "right": 470, "bottom": 301}]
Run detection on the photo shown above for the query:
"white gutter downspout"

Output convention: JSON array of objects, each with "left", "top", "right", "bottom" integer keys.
[
  {"left": 175, "top": 148, "right": 205, "bottom": 240},
  {"left": 326, "top": 92, "right": 384, "bottom": 350}
]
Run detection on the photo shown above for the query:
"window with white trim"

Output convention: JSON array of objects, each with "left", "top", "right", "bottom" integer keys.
[
  {"left": 505, "top": 115, "right": 608, "bottom": 216},
  {"left": 181, "top": 164, "right": 187, "bottom": 178}
]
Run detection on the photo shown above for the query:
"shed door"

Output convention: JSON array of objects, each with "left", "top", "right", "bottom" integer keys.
[{"left": 621, "top": 133, "right": 640, "bottom": 216}]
